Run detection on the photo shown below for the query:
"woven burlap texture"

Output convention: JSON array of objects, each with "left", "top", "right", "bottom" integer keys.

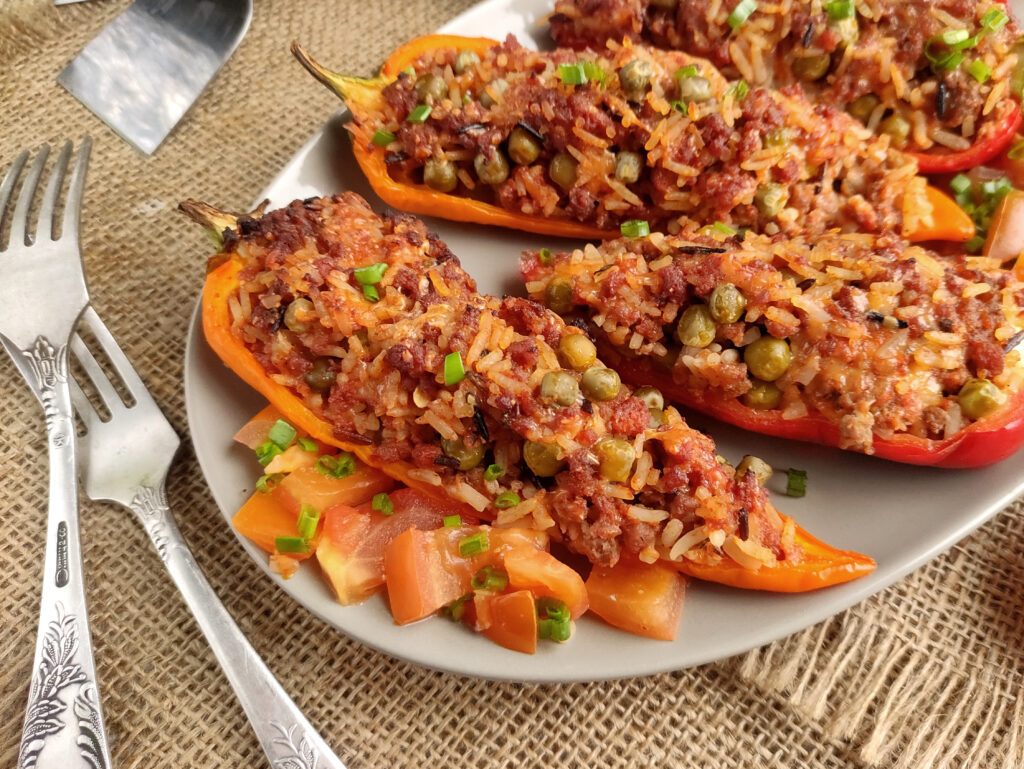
[{"left": 1, "top": 2, "right": 1022, "bottom": 767}]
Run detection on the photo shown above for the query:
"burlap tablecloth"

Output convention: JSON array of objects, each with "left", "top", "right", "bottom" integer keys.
[{"left": 1, "top": 2, "right": 1022, "bottom": 767}]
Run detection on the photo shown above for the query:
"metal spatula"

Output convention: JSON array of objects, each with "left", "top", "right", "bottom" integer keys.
[{"left": 58, "top": 0, "right": 253, "bottom": 155}]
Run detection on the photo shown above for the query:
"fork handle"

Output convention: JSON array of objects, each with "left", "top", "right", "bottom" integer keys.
[
  {"left": 128, "top": 485, "right": 348, "bottom": 769},
  {"left": 17, "top": 339, "right": 113, "bottom": 769}
]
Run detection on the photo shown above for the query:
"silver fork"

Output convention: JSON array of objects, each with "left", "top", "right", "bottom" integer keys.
[
  {"left": 0, "top": 140, "right": 114, "bottom": 769},
  {"left": 69, "top": 307, "right": 350, "bottom": 769}
]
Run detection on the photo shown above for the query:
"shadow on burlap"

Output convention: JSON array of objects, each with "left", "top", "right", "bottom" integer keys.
[{"left": 0, "top": 2, "right": 1021, "bottom": 767}]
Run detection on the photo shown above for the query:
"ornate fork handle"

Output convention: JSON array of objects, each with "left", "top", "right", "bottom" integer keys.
[
  {"left": 129, "top": 484, "right": 346, "bottom": 769},
  {"left": 17, "top": 338, "right": 112, "bottom": 769}
]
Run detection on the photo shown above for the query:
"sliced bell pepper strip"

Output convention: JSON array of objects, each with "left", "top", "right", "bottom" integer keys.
[
  {"left": 911, "top": 94, "right": 1022, "bottom": 176},
  {"left": 292, "top": 35, "right": 970, "bottom": 244},
  {"left": 188, "top": 198, "right": 874, "bottom": 592},
  {"left": 596, "top": 341, "right": 1024, "bottom": 469}
]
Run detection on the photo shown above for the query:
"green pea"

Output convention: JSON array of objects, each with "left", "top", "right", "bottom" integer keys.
[
  {"left": 742, "top": 379, "right": 781, "bottom": 410},
  {"left": 648, "top": 408, "right": 668, "bottom": 428},
  {"left": 441, "top": 438, "right": 486, "bottom": 471},
  {"left": 523, "top": 440, "right": 566, "bottom": 477},
  {"left": 544, "top": 278, "right": 574, "bottom": 314},
  {"left": 549, "top": 151, "right": 578, "bottom": 192},
  {"left": 581, "top": 367, "right": 621, "bottom": 401},
  {"left": 454, "top": 50, "right": 481, "bottom": 75},
  {"left": 480, "top": 78, "right": 508, "bottom": 108},
  {"left": 423, "top": 158, "right": 458, "bottom": 192},
  {"left": 414, "top": 74, "right": 447, "bottom": 104},
  {"left": 677, "top": 305, "right": 716, "bottom": 348},
  {"left": 754, "top": 182, "right": 789, "bottom": 219},
  {"left": 829, "top": 16, "right": 859, "bottom": 47},
  {"left": 708, "top": 283, "right": 747, "bottom": 324},
  {"left": 632, "top": 385, "right": 664, "bottom": 411},
  {"left": 304, "top": 357, "right": 336, "bottom": 392},
  {"left": 676, "top": 75, "right": 712, "bottom": 104},
  {"left": 614, "top": 151, "right": 643, "bottom": 184},
  {"left": 508, "top": 126, "right": 542, "bottom": 165},
  {"left": 792, "top": 54, "right": 831, "bottom": 81},
  {"left": 880, "top": 114, "right": 911, "bottom": 147},
  {"left": 594, "top": 438, "right": 636, "bottom": 482},
  {"left": 735, "top": 455, "right": 773, "bottom": 485},
  {"left": 283, "top": 297, "right": 315, "bottom": 334},
  {"left": 848, "top": 94, "right": 880, "bottom": 125},
  {"left": 763, "top": 127, "right": 790, "bottom": 148},
  {"left": 618, "top": 59, "right": 654, "bottom": 98},
  {"left": 958, "top": 378, "right": 1003, "bottom": 420},
  {"left": 744, "top": 337, "right": 791, "bottom": 382},
  {"left": 1011, "top": 39, "right": 1024, "bottom": 98},
  {"left": 474, "top": 149, "right": 510, "bottom": 185},
  {"left": 558, "top": 333, "right": 597, "bottom": 370},
  {"left": 540, "top": 371, "right": 580, "bottom": 407}
]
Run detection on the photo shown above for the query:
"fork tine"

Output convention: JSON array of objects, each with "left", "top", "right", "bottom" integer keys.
[
  {"left": 69, "top": 375, "right": 98, "bottom": 429},
  {"left": 70, "top": 329, "right": 124, "bottom": 415},
  {"left": 37, "top": 141, "right": 72, "bottom": 242},
  {"left": 8, "top": 144, "right": 50, "bottom": 248},
  {"left": 0, "top": 149, "right": 29, "bottom": 246},
  {"left": 77, "top": 306, "right": 152, "bottom": 405},
  {"left": 61, "top": 138, "right": 92, "bottom": 244}
]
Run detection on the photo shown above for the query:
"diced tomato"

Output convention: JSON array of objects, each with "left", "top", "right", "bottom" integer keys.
[
  {"left": 232, "top": 404, "right": 285, "bottom": 449},
  {"left": 503, "top": 545, "right": 588, "bottom": 619},
  {"left": 232, "top": 486, "right": 316, "bottom": 561},
  {"left": 316, "top": 488, "right": 472, "bottom": 605},
  {"left": 474, "top": 590, "right": 538, "bottom": 654},
  {"left": 383, "top": 526, "right": 548, "bottom": 625},
  {"left": 985, "top": 189, "right": 1024, "bottom": 265},
  {"left": 585, "top": 559, "right": 686, "bottom": 641},
  {"left": 275, "top": 464, "right": 396, "bottom": 518},
  {"left": 264, "top": 444, "right": 320, "bottom": 474}
]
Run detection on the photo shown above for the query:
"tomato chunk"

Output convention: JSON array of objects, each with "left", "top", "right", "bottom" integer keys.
[
  {"left": 586, "top": 559, "right": 686, "bottom": 641},
  {"left": 232, "top": 404, "right": 284, "bottom": 449},
  {"left": 503, "top": 545, "right": 588, "bottom": 619},
  {"left": 474, "top": 590, "right": 538, "bottom": 654},
  {"left": 232, "top": 485, "right": 314, "bottom": 560},
  {"left": 276, "top": 464, "right": 395, "bottom": 518}
]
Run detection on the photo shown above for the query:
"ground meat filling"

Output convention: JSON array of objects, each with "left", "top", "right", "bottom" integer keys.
[
  {"left": 522, "top": 229, "right": 1024, "bottom": 453},
  {"left": 356, "top": 36, "right": 924, "bottom": 238},
  {"left": 222, "top": 193, "right": 789, "bottom": 569},
  {"left": 549, "top": 0, "right": 1022, "bottom": 155}
]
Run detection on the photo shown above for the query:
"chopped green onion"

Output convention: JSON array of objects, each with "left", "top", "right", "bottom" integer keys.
[
  {"left": 582, "top": 61, "right": 606, "bottom": 84},
  {"left": 371, "top": 129, "right": 396, "bottom": 147},
  {"left": 538, "top": 247, "right": 553, "bottom": 265},
  {"left": 372, "top": 492, "right": 394, "bottom": 516},
  {"left": 670, "top": 99, "right": 688, "bottom": 113},
  {"left": 459, "top": 531, "right": 490, "bottom": 557},
  {"left": 275, "top": 536, "right": 309, "bottom": 554},
  {"left": 267, "top": 419, "right": 297, "bottom": 449},
  {"left": 726, "top": 79, "right": 749, "bottom": 100},
  {"left": 402, "top": 66, "right": 415, "bottom": 77},
  {"left": 967, "top": 58, "right": 991, "bottom": 83},
  {"left": 711, "top": 221, "right": 738, "bottom": 236},
  {"left": 982, "top": 177, "right": 1013, "bottom": 198},
  {"left": 407, "top": 104, "right": 432, "bottom": 123},
  {"left": 727, "top": 0, "right": 758, "bottom": 31},
  {"left": 558, "top": 62, "right": 588, "bottom": 85},
  {"left": 824, "top": 0, "right": 855, "bottom": 19},
  {"left": 483, "top": 463, "right": 505, "bottom": 481},
  {"left": 354, "top": 262, "right": 388, "bottom": 285},
  {"left": 255, "top": 473, "right": 285, "bottom": 494},
  {"left": 1008, "top": 140, "right": 1024, "bottom": 160},
  {"left": 950, "top": 173, "right": 972, "bottom": 195},
  {"left": 537, "top": 597, "right": 572, "bottom": 642},
  {"left": 443, "top": 514, "right": 462, "bottom": 528},
  {"left": 471, "top": 565, "right": 509, "bottom": 591},
  {"left": 620, "top": 220, "right": 650, "bottom": 238},
  {"left": 444, "top": 352, "right": 465, "bottom": 386},
  {"left": 785, "top": 468, "right": 808, "bottom": 498},
  {"left": 494, "top": 491, "right": 521, "bottom": 509},
  {"left": 965, "top": 235, "right": 986, "bottom": 253},
  {"left": 443, "top": 593, "right": 472, "bottom": 621},
  {"left": 937, "top": 28, "right": 970, "bottom": 46},
  {"left": 362, "top": 284, "right": 380, "bottom": 302},
  {"left": 297, "top": 504, "right": 320, "bottom": 540},
  {"left": 315, "top": 453, "right": 356, "bottom": 479},
  {"left": 675, "top": 65, "right": 698, "bottom": 79},
  {"left": 255, "top": 441, "right": 283, "bottom": 467},
  {"left": 297, "top": 437, "right": 318, "bottom": 452},
  {"left": 982, "top": 8, "right": 1009, "bottom": 33}
]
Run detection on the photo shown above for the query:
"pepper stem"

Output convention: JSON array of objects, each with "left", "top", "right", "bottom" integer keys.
[{"left": 290, "top": 41, "right": 386, "bottom": 106}]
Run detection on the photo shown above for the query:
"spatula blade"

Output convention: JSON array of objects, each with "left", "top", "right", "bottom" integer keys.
[{"left": 58, "top": 0, "right": 252, "bottom": 154}]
